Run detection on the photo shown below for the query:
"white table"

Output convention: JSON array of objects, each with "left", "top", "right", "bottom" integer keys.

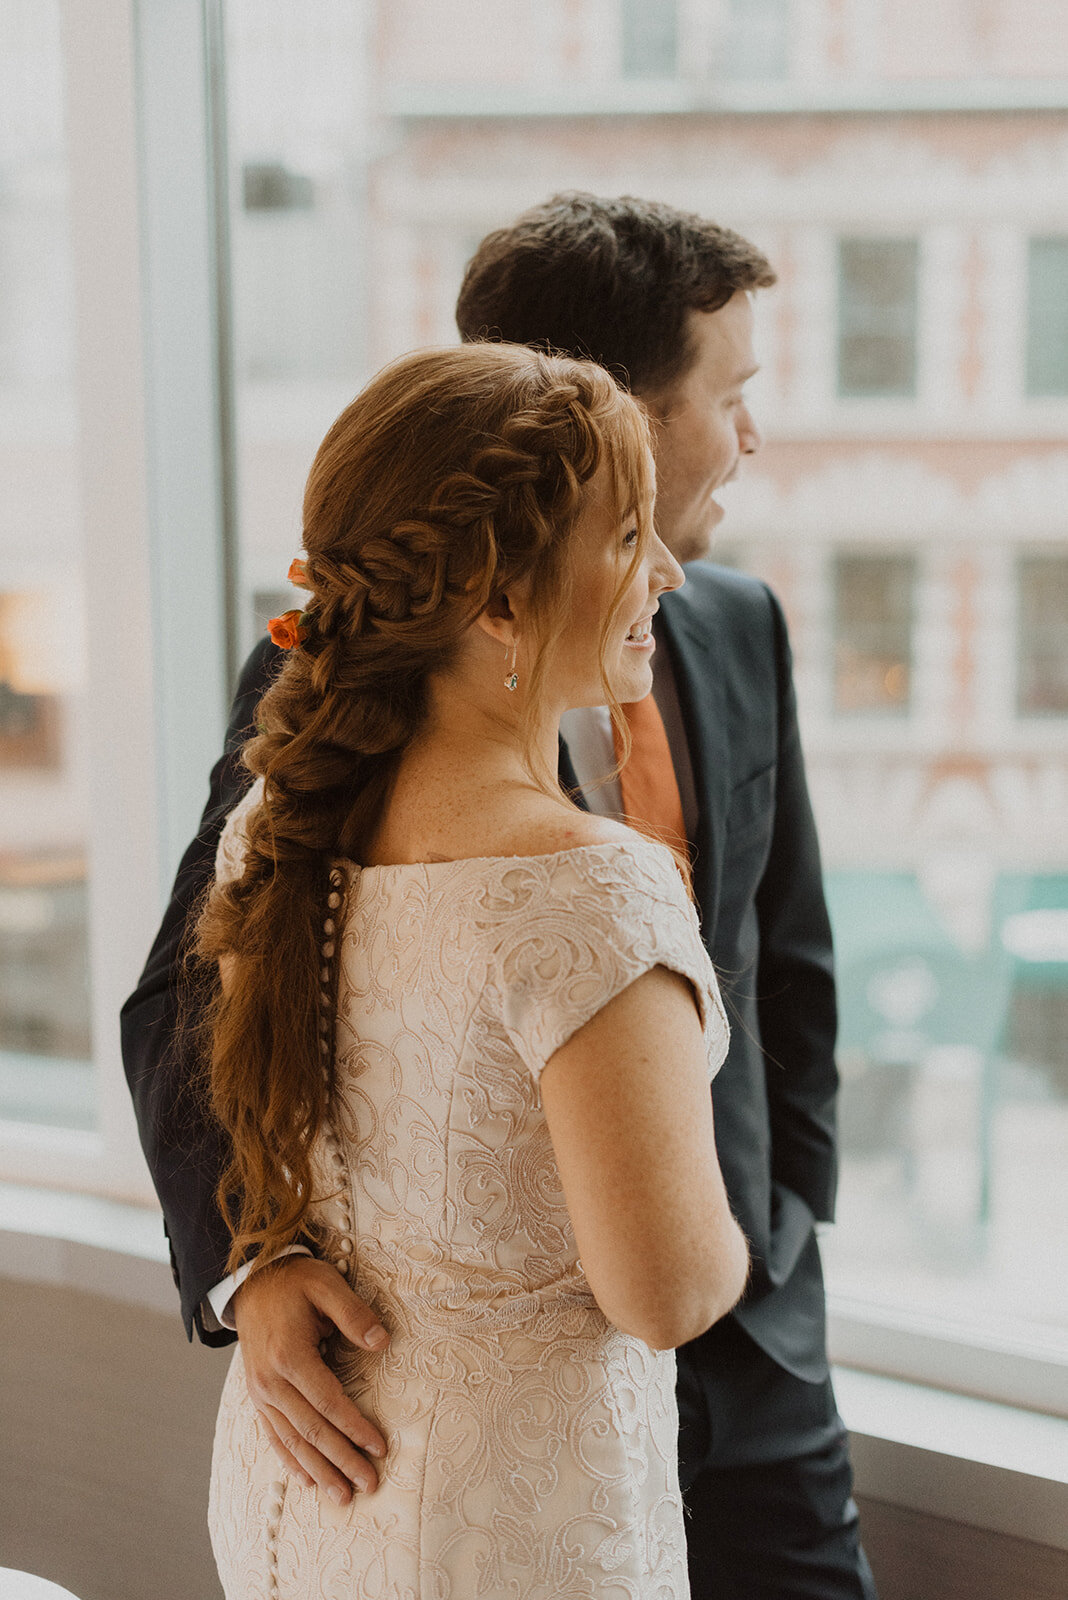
[{"left": 0, "top": 1572, "right": 82, "bottom": 1600}]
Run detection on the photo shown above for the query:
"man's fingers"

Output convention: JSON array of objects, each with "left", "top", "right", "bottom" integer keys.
[
  {"left": 299, "top": 1365, "right": 388, "bottom": 1462},
  {"left": 232, "top": 1256, "right": 389, "bottom": 1494},
  {"left": 245, "top": 1353, "right": 387, "bottom": 1467},
  {"left": 260, "top": 1394, "right": 380, "bottom": 1499},
  {"left": 256, "top": 1409, "right": 315, "bottom": 1491},
  {"left": 307, "top": 1270, "right": 390, "bottom": 1353}
]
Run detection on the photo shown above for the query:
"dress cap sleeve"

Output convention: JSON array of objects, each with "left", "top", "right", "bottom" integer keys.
[
  {"left": 494, "top": 841, "right": 729, "bottom": 1083},
  {"left": 214, "top": 777, "right": 264, "bottom": 887}
]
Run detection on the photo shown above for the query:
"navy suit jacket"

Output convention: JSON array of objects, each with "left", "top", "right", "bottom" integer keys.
[{"left": 121, "top": 561, "right": 838, "bottom": 1382}]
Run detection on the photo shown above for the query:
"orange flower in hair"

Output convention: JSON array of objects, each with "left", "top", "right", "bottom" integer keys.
[
  {"left": 267, "top": 609, "right": 307, "bottom": 650},
  {"left": 287, "top": 557, "right": 311, "bottom": 590}
]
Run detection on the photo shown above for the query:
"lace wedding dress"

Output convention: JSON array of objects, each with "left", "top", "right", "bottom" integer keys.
[{"left": 209, "top": 788, "right": 728, "bottom": 1600}]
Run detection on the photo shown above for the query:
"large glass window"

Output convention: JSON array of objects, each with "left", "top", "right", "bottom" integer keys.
[
  {"left": 215, "top": 0, "right": 1068, "bottom": 1394},
  {"left": 837, "top": 238, "right": 919, "bottom": 399},
  {"left": 226, "top": 0, "right": 372, "bottom": 659},
  {"left": 4, "top": 0, "right": 1065, "bottom": 1413},
  {"left": 0, "top": 0, "right": 92, "bottom": 1130},
  {"left": 1026, "top": 237, "right": 1068, "bottom": 397}
]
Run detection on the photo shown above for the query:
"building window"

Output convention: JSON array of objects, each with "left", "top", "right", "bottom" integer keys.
[
  {"left": 1026, "top": 237, "right": 1068, "bottom": 397},
  {"left": 1017, "top": 555, "right": 1068, "bottom": 715},
  {"left": 837, "top": 238, "right": 919, "bottom": 398},
  {"left": 833, "top": 553, "right": 916, "bottom": 714},
  {"left": 721, "top": 0, "right": 790, "bottom": 80},
  {"left": 620, "top": 0, "right": 678, "bottom": 78}
]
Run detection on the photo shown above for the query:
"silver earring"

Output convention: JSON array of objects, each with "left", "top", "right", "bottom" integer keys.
[{"left": 504, "top": 642, "right": 518, "bottom": 692}]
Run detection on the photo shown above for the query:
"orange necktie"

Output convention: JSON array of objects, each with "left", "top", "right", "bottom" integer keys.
[{"left": 612, "top": 694, "right": 686, "bottom": 848}]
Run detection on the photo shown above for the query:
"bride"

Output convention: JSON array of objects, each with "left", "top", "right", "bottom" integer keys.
[{"left": 197, "top": 341, "right": 748, "bottom": 1599}]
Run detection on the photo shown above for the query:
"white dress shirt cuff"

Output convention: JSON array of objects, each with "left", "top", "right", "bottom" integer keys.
[{"left": 202, "top": 1243, "right": 314, "bottom": 1333}]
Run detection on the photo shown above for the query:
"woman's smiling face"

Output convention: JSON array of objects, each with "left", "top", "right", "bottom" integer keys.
[{"left": 544, "top": 456, "right": 685, "bottom": 713}]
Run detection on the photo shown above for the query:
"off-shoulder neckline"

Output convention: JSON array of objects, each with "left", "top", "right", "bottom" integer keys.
[{"left": 343, "top": 837, "right": 675, "bottom": 875}]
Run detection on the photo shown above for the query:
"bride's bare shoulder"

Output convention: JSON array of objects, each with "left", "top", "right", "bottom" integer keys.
[{"left": 502, "top": 805, "right": 639, "bottom": 860}]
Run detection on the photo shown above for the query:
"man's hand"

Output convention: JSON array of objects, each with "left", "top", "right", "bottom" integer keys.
[{"left": 233, "top": 1255, "right": 390, "bottom": 1502}]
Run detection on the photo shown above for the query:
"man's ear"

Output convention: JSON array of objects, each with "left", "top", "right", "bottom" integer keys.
[{"left": 473, "top": 589, "right": 518, "bottom": 649}]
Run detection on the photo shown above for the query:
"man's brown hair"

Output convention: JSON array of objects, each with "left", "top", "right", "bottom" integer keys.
[{"left": 456, "top": 191, "right": 776, "bottom": 396}]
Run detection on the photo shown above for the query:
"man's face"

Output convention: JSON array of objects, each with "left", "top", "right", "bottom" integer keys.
[{"left": 641, "top": 291, "right": 761, "bottom": 564}]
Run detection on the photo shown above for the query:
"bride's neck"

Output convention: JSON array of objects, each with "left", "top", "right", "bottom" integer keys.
[
  {"left": 361, "top": 678, "right": 566, "bottom": 866},
  {"left": 416, "top": 670, "right": 562, "bottom": 786}
]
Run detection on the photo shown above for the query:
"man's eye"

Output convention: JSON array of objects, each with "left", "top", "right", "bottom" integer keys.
[{"left": 623, "top": 527, "right": 639, "bottom": 547}]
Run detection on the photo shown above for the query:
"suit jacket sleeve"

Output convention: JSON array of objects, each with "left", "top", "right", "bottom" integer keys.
[
  {"left": 754, "top": 587, "right": 839, "bottom": 1223},
  {"left": 120, "top": 636, "right": 283, "bottom": 1345}
]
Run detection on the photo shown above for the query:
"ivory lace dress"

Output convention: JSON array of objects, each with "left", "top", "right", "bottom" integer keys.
[{"left": 208, "top": 786, "right": 729, "bottom": 1600}]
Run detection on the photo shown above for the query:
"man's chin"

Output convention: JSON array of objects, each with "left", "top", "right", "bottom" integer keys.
[{"left": 674, "top": 508, "right": 723, "bottom": 565}]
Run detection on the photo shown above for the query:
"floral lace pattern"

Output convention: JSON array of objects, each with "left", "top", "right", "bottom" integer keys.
[{"left": 209, "top": 792, "right": 728, "bottom": 1599}]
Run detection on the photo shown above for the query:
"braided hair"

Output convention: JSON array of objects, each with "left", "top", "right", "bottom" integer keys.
[{"left": 195, "top": 342, "right": 653, "bottom": 1270}]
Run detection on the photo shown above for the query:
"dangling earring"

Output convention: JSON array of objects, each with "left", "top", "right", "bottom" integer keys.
[{"left": 503, "top": 641, "right": 519, "bottom": 692}]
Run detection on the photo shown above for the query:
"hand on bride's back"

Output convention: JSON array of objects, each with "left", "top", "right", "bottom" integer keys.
[{"left": 233, "top": 1254, "right": 391, "bottom": 1502}]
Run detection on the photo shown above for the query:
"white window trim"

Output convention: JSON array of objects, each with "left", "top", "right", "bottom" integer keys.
[
  {"left": 828, "top": 1295, "right": 1068, "bottom": 1421},
  {"left": 0, "top": 0, "right": 230, "bottom": 1202}
]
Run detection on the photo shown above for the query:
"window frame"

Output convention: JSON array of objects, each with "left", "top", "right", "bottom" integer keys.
[{"left": 0, "top": 0, "right": 232, "bottom": 1198}]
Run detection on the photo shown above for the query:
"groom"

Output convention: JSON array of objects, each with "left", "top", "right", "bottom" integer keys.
[{"left": 123, "top": 193, "right": 876, "bottom": 1598}]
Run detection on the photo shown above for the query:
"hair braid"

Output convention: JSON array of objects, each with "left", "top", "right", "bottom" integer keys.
[{"left": 194, "top": 343, "right": 653, "bottom": 1271}]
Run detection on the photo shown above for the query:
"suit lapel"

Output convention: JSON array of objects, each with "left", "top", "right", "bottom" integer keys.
[{"left": 655, "top": 578, "right": 730, "bottom": 932}]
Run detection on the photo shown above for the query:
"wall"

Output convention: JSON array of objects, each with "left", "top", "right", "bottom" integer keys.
[{"left": 0, "top": 1278, "right": 229, "bottom": 1600}]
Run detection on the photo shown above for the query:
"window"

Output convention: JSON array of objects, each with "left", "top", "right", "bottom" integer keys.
[
  {"left": 620, "top": 0, "right": 678, "bottom": 78},
  {"left": 4, "top": 0, "right": 1065, "bottom": 1422},
  {"left": 1017, "top": 555, "right": 1068, "bottom": 715},
  {"left": 226, "top": 0, "right": 371, "bottom": 662},
  {"left": 720, "top": 0, "right": 791, "bottom": 80},
  {"left": 837, "top": 238, "right": 919, "bottom": 398},
  {"left": 1026, "top": 237, "right": 1068, "bottom": 397},
  {"left": 0, "top": 3, "right": 93, "bottom": 1130},
  {"left": 833, "top": 554, "right": 915, "bottom": 714}
]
